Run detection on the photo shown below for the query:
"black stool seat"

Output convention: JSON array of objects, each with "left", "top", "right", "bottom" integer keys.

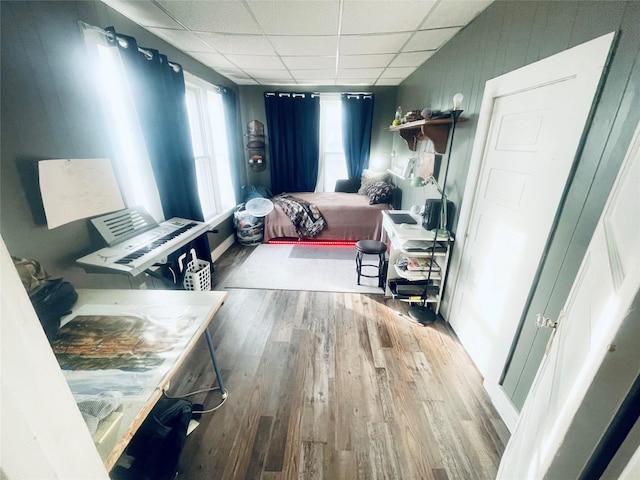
[
  {"left": 355, "top": 240, "right": 387, "bottom": 288},
  {"left": 356, "top": 240, "right": 387, "bottom": 255}
]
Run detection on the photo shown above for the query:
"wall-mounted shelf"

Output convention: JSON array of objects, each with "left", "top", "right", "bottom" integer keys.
[{"left": 389, "top": 116, "right": 466, "bottom": 153}]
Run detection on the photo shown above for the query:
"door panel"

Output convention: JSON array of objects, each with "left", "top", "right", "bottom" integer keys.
[
  {"left": 498, "top": 118, "right": 640, "bottom": 478},
  {"left": 451, "top": 80, "right": 573, "bottom": 376},
  {"left": 448, "top": 32, "right": 615, "bottom": 430}
]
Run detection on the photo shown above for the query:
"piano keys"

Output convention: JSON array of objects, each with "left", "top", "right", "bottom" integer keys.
[{"left": 76, "top": 208, "right": 209, "bottom": 276}]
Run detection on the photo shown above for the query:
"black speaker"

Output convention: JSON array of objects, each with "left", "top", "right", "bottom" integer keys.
[{"left": 422, "top": 199, "right": 454, "bottom": 231}]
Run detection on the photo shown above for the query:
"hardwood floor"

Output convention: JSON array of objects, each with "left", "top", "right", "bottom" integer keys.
[{"left": 170, "top": 243, "right": 509, "bottom": 479}]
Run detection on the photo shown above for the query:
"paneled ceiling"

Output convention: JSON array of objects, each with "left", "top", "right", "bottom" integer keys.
[{"left": 102, "top": 0, "right": 493, "bottom": 86}]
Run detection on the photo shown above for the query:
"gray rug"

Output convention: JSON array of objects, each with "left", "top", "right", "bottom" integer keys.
[{"left": 223, "top": 244, "right": 384, "bottom": 293}]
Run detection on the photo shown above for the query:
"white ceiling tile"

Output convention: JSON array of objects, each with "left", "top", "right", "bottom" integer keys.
[
  {"left": 293, "top": 78, "right": 337, "bottom": 86},
  {"left": 403, "top": 27, "right": 461, "bottom": 52},
  {"left": 389, "top": 50, "right": 435, "bottom": 68},
  {"left": 247, "top": 1, "right": 340, "bottom": 35},
  {"left": 338, "top": 54, "right": 395, "bottom": 69},
  {"left": 215, "top": 67, "right": 252, "bottom": 78},
  {"left": 147, "top": 28, "right": 215, "bottom": 52},
  {"left": 224, "top": 55, "right": 287, "bottom": 70},
  {"left": 291, "top": 69, "right": 337, "bottom": 80},
  {"left": 339, "top": 33, "right": 412, "bottom": 55},
  {"left": 242, "top": 69, "right": 293, "bottom": 79},
  {"left": 335, "top": 78, "right": 376, "bottom": 86},
  {"left": 269, "top": 36, "right": 338, "bottom": 56},
  {"left": 341, "top": 1, "right": 436, "bottom": 34},
  {"left": 196, "top": 33, "right": 275, "bottom": 55},
  {"left": 187, "top": 52, "right": 237, "bottom": 69},
  {"left": 376, "top": 78, "right": 403, "bottom": 86},
  {"left": 421, "top": 0, "right": 494, "bottom": 29},
  {"left": 380, "top": 66, "right": 417, "bottom": 79},
  {"left": 337, "top": 68, "right": 384, "bottom": 79},
  {"left": 103, "top": 0, "right": 183, "bottom": 29},
  {"left": 258, "top": 78, "right": 298, "bottom": 85},
  {"left": 155, "top": 1, "right": 261, "bottom": 34},
  {"left": 281, "top": 56, "right": 337, "bottom": 70},
  {"left": 233, "top": 78, "right": 260, "bottom": 85}
]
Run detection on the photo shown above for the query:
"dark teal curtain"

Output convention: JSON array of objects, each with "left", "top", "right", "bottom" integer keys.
[
  {"left": 341, "top": 93, "right": 374, "bottom": 179},
  {"left": 105, "top": 27, "right": 211, "bottom": 264},
  {"left": 219, "top": 87, "right": 242, "bottom": 204},
  {"left": 264, "top": 92, "right": 320, "bottom": 194}
]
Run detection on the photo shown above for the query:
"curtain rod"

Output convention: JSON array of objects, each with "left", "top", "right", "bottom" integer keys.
[
  {"left": 265, "top": 92, "right": 320, "bottom": 98},
  {"left": 345, "top": 93, "right": 373, "bottom": 99},
  {"left": 264, "top": 92, "right": 373, "bottom": 98},
  {"left": 264, "top": 92, "right": 372, "bottom": 98},
  {"left": 83, "top": 22, "right": 181, "bottom": 72}
]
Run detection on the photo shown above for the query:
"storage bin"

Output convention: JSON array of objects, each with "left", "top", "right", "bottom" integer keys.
[
  {"left": 179, "top": 249, "right": 211, "bottom": 291},
  {"left": 234, "top": 204, "right": 264, "bottom": 246}
]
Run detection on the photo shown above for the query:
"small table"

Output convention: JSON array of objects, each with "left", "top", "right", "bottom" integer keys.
[{"left": 52, "top": 288, "right": 227, "bottom": 470}]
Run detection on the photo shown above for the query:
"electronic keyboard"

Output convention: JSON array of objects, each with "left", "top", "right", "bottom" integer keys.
[{"left": 76, "top": 208, "right": 208, "bottom": 276}]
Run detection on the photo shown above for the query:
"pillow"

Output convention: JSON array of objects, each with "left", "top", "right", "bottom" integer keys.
[
  {"left": 358, "top": 169, "right": 391, "bottom": 195},
  {"left": 366, "top": 181, "right": 393, "bottom": 205}
]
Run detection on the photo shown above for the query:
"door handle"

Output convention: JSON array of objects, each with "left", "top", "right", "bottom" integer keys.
[{"left": 535, "top": 313, "right": 557, "bottom": 329}]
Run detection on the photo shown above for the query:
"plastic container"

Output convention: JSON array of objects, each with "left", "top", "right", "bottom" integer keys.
[
  {"left": 179, "top": 249, "right": 211, "bottom": 291},
  {"left": 234, "top": 203, "right": 264, "bottom": 246}
]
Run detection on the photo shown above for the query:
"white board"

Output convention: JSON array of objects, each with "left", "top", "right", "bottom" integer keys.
[{"left": 38, "top": 158, "right": 125, "bottom": 229}]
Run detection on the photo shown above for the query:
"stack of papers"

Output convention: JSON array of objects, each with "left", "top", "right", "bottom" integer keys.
[
  {"left": 406, "top": 257, "right": 440, "bottom": 272},
  {"left": 403, "top": 240, "right": 446, "bottom": 252}
]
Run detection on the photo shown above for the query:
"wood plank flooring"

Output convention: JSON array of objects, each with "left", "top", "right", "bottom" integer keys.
[{"left": 170, "top": 244, "right": 509, "bottom": 479}]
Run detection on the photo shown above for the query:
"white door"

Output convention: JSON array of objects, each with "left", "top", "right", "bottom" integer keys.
[
  {"left": 497, "top": 118, "right": 640, "bottom": 479},
  {"left": 447, "top": 32, "right": 615, "bottom": 428}
]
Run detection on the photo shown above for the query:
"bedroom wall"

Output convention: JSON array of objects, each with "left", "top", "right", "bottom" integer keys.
[
  {"left": 237, "top": 85, "right": 397, "bottom": 193},
  {"left": 0, "top": 1, "right": 240, "bottom": 289},
  {"left": 395, "top": 0, "right": 640, "bottom": 409}
]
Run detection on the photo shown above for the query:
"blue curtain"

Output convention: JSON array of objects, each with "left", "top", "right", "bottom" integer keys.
[
  {"left": 264, "top": 92, "right": 320, "bottom": 194},
  {"left": 220, "top": 87, "right": 243, "bottom": 204},
  {"left": 341, "top": 93, "right": 374, "bottom": 179},
  {"left": 105, "top": 27, "right": 211, "bottom": 263}
]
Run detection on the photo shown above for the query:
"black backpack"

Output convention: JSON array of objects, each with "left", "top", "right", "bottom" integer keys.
[
  {"left": 12, "top": 257, "right": 77, "bottom": 341},
  {"left": 111, "top": 398, "right": 193, "bottom": 480},
  {"left": 29, "top": 278, "right": 78, "bottom": 340}
]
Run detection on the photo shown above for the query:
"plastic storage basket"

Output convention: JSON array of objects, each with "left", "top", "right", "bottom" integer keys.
[
  {"left": 180, "top": 249, "right": 211, "bottom": 291},
  {"left": 234, "top": 204, "right": 265, "bottom": 246}
]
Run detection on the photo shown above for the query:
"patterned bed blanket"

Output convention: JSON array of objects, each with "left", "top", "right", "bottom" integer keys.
[{"left": 272, "top": 193, "right": 327, "bottom": 238}]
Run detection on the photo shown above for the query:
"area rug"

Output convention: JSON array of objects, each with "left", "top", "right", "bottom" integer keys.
[{"left": 222, "top": 244, "right": 384, "bottom": 294}]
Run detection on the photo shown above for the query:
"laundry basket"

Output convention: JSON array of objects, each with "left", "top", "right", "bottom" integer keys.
[
  {"left": 179, "top": 249, "right": 211, "bottom": 291},
  {"left": 234, "top": 204, "right": 264, "bottom": 246}
]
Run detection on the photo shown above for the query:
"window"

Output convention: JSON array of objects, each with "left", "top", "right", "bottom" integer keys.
[
  {"left": 184, "top": 73, "right": 235, "bottom": 220},
  {"left": 318, "top": 95, "right": 347, "bottom": 192},
  {"left": 92, "top": 42, "right": 164, "bottom": 221}
]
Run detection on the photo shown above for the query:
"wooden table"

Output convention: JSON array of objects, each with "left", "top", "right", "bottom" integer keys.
[{"left": 52, "top": 288, "right": 227, "bottom": 471}]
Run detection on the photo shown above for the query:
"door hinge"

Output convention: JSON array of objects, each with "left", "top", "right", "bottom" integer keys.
[{"left": 535, "top": 313, "right": 557, "bottom": 329}]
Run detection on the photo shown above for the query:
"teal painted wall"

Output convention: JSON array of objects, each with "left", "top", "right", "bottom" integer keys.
[
  {"left": 0, "top": 1, "right": 238, "bottom": 288},
  {"left": 395, "top": 1, "right": 640, "bottom": 409}
]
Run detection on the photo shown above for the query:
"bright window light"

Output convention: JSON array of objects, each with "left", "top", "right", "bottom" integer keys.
[
  {"left": 94, "top": 44, "right": 164, "bottom": 221},
  {"left": 184, "top": 73, "right": 236, "bottom": 220},
  {"left": 318, "top": 96, "right": 347, "bottom": 192}
]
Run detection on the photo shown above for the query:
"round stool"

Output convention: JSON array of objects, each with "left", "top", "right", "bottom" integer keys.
[{"left": 355, "top": 240, "right": 387, "bottom": 288}]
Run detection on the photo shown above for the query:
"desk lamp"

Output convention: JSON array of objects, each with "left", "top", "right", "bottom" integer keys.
[{"left": 408, "top": 94, "right": 464, "bottom": 325}]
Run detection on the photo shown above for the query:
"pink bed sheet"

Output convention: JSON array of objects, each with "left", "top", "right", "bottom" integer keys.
[{"left": 263, "top": 192, "right": 391, "bottom": 242}]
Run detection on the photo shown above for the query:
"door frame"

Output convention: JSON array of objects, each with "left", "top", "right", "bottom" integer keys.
[{"left": 444, "top": 31, "right": 616, "bottom": 430}]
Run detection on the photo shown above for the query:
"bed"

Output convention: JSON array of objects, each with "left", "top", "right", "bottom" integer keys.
[{"left": 262, "top": 174, "right": 401, "bottom": 242}]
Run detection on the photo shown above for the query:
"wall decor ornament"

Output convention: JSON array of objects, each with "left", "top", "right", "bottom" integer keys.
[{"left": 246, "top": 120, "right": 266, "bottom": 172}]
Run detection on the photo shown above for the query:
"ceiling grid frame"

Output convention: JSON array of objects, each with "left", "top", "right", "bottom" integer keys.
[{"left": 102, "top": 0, "right": 494, "bottom": 86}]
